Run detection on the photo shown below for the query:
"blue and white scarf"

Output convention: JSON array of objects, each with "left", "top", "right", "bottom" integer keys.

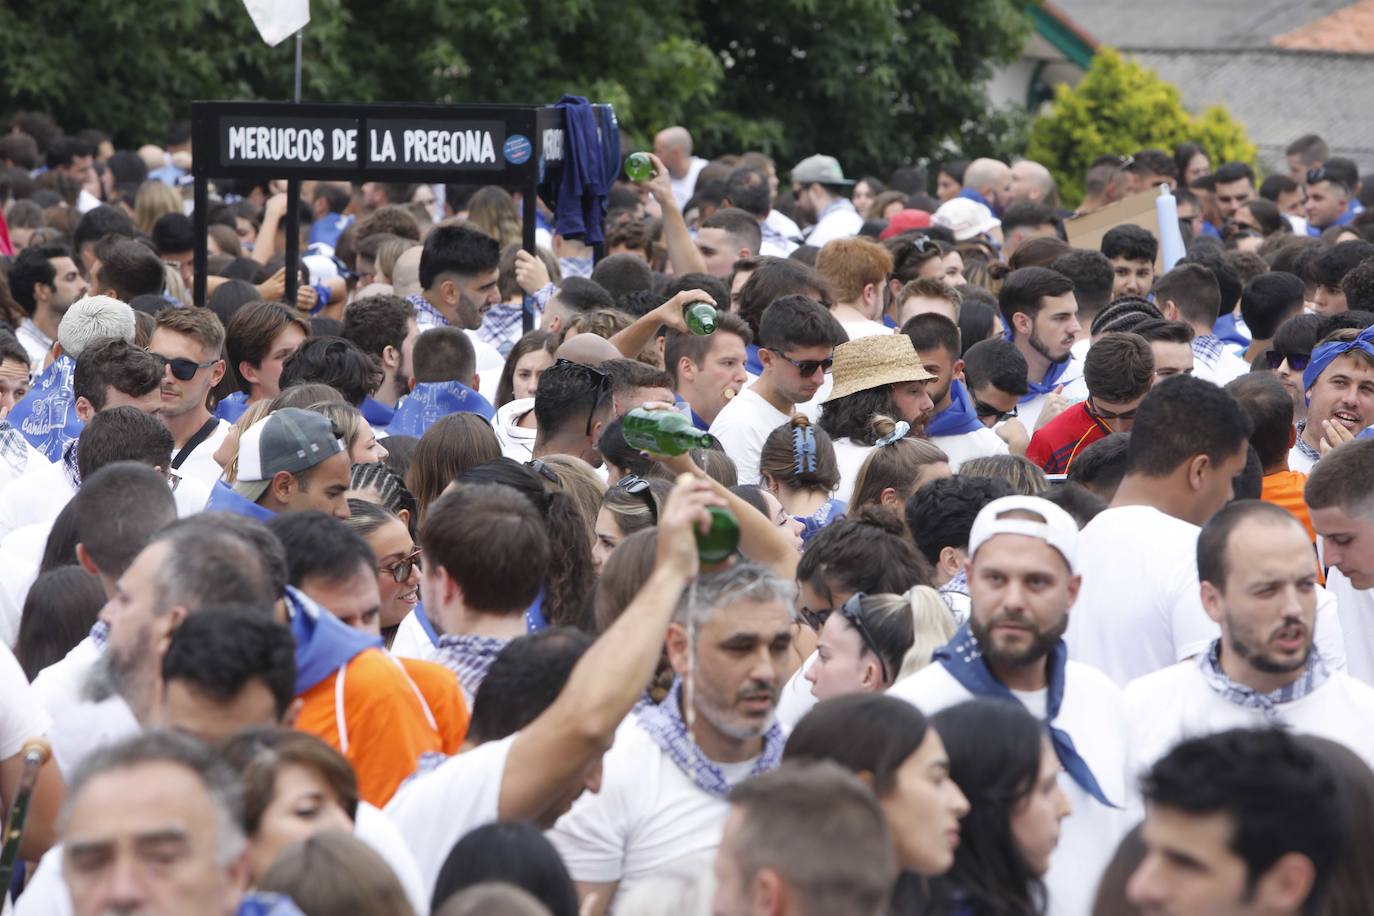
[
  {"left": 927, "top": 379, "right": 986, "bottom": 437},
  {"left": 437, "top": 633, "right": 511, "bottom": 701},
  {"left": 635, "top": 678, "right": 784, "bottom": 798},
  {"left": 1293, "top": 422, "right": 1322, "bottom": 465},
  {"left": 1197, "top": 639, "right": 1329, "bottom": 727},
  {"left": 935, "top": 624, "right": 1118, "bottom": 808},
  {"left": 10, "top": 354, "right": 81, "bottom": 462}
]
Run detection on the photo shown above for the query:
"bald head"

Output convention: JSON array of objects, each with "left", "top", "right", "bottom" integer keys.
[
  {"left": 556, "top": 332, "right": 621, "bottom": 367},
  {"left": 654, "top": 127, "right": 695, "bottom": 179},
  {"left": 1011, "top": 160, "right": 1056, "bottom": 206},
  {"left": 392, "top": 246, "right": 422, "bottom": 299},
  {"left": 965, "top": 158, "right": 1013, "bottom": 212}
]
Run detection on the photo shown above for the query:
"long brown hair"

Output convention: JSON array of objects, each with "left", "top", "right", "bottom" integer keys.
[
  {"left": 405, "top": 413, "right": 502, "bottom": 523},
  {"left": 850, "top": 415, "right": 949, "bottom": 510}
]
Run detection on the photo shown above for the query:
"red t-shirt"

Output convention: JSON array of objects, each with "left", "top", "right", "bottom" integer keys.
[{"left": 1026, "top": 402, "right": 1109, "bottom": 474}]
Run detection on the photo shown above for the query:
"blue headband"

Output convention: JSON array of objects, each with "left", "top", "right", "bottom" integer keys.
[
  {"left": 792, "top": 424, "right": 817, "bottom": 476},
  {"left": 1303, "top": 325, "right": 1374, "bottom": 403}
]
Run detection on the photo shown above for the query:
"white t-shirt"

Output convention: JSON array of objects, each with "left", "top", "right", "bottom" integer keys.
[
  {"left": 548, "top": 717, "right": 739, "bottom": 911},
  {"left": 33, "top": 634, "right": 100, "bottom": 725},
  {"left": 888, "top": 660, "right": 1131, "bottom": 916},
  {"left": 1328, "top": 570, "right": 1374, "bottom": 687},
  {"left": 354, "top": 801, "right": 428, "bottom": 916},
  {"left": 0, "top": 643, "right": 50, "bottom": 759},
  {"left": 171, "top": 418, "right": 230, "bottom": 492},
  {"left": 929, "top": 426, "right": 1007, "bottom": 472},
  {"left": 1193, "top": 348, "right": 1251, "bottom": 387},
  {"left": 1066, "top": 506, "right": 1217, "bottom": 686},
  {"left": 0, "top": 548, "right": 37, "bottom": 649},
  {"left": 775, "top": 651, "right": 819, "bottom": 730},
  {"left": 805, "top": 203, "right": 864, "bottom": 248},
  {"left": 1123, "top": 660, "right": 1374, "bottom": 787},
  {"left": 1288, "top": 444, "right": 1317, "bottom": 475},
  {"left": 13, "top": 843, "right": 70, "bottom": 916},
  {"left": 0, "top": 435, "right": 47, "bottom": 493},
  {"left": 764, "top": 210, "right": 802, "bottom": 244},
  {"left": 384, "top": 734, "right": 516, "bottom": 900},
  {"left": 390, "top": 610, "right": 439, "bottom": 664},
  {"left": 839, "top": 319, "right": 891, "bottom": 341},
  {"left": 494, "top": 398, "right": 537, "bottom": 463},
  {"left": 50, "top": 695, "right": 139, "bottom": 781},
  {"left": 1017, "top": 355, "right": 1085, "bottom": 433},
  {"left": 0, "top": 458, "right": 71, "bottom": 540},
  {"left": 709, "top": 387, "right": 790, "bottom": 486},
  {"left": 830, "top": 437, "right": 873, "bottom": 505},
  {"left": 671, "top": 157, "right": 709, "bottom": 210}
]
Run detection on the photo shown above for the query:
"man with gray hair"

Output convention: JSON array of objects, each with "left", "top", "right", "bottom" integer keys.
[
  {"left": 59, "top": 730, "right": 266, "bottom": 916},
  {"left": 552, "top": 560, "right": 796, "bottom": 914},
  {"left": 7, "top": 294, "right": 137, "bottom": 464},
  {"left": 713, "top": 761, "right": 897, "bottom": 916}
]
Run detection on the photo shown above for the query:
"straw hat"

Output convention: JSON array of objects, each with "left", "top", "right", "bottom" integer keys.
[{"left": 823, "top": 334, "right": 936, "bottom": 403}]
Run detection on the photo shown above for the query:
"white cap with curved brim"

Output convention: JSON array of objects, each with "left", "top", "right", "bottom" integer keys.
[{"left": 968, "top": 495, "right": 1079, "bottom": 574}]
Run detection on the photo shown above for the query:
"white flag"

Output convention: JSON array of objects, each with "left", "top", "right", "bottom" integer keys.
[{"left": 243, "top": 0, "right": 309, "bottom": 47}]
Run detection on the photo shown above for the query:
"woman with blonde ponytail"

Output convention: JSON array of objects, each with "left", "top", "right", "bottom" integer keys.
[{"left": 757, "top": 415, "right": 847, "bottom": 545}]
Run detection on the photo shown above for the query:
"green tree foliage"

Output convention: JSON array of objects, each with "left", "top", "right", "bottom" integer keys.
[
  {"left": 1026, "top": 48, "right": 1257, "bottom": 206},
  {"left": 1, "top": 0, "right": 1033, "bottom": 176}
]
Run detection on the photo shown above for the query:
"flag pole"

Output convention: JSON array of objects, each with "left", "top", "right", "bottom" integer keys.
[{"left": 293, "top": 29, "right": 303, "bottom": 103}]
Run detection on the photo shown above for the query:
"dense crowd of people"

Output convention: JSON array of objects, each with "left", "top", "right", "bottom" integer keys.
[{"left": 0, "top": 110, "right": 1372, "bottom": 916}]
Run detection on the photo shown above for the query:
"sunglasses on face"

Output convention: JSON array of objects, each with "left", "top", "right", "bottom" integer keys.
[
  {"left": 380, "top": 548, "right": 422, "bottom": 584},
  {"left": 614, "top": 474, "right": 658, "bottom": 524},
  {"left": 149, "top": 352, "right": 218, "bottom": 381},
  {"left": 767, "top": 349, "right": 833, "bottom": 378},
  {"left": 1264, "top": 350, "right": 1311, "bottom": 372},
  {"left": 974, "top": 399, "right": 1018, "bottom": 422},
  {"left": 1087, "top": 397, "right": 1137, "bottom": 423}
]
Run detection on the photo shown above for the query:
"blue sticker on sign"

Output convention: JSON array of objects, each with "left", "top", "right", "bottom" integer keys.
[{"left": 504, "top": 134, "right": 532, "bottom": 165}]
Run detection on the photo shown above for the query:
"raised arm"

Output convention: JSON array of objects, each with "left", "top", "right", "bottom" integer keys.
[
  {"left": 608, "top": 288, "right": 716, "bottom": 360},
  {"left": 497, "top": 476, "right": 719, "bottom": 821},
  {"left": 643, "top": 153, "right": 708, "bottom": 277}
]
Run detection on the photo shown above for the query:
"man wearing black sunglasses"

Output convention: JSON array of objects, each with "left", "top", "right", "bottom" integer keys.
[
  {"left": 149, "top": 308, "right": 229, "bottom": 490},
  {"left": 710, "top": 296, "right": 846, "bottom": 485}
]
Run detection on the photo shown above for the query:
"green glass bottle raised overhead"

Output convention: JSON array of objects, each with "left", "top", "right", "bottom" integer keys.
[
  {"left": 684, "top": 302, "right": 717, "bottom": 336},
  {"left": 696, "top": 506, "right": 741, "bottom": 563},
  {"left": 625, "top": 152, "right": 653, "bottom": 183},
  {"left": 622, "top": 407, "right": 714, "bottom": 456}
]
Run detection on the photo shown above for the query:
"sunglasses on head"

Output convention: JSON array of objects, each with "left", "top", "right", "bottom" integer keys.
[
  {"left": 553, "top": 359, "right": 612, "bottom": 436},
  {"left": 974, "top": 399, "right": 1018, "bottom": 422},
  {"left": 380, "top": 548, "right": 422, "bottom": 584},
  {"left": 150, "top": 352, "right": 218, "bottom": 381},
  {"left": 767, "top": 349, "right": 833, "bottom": 378},
  {"left": 614, "top": 474, "right": 658, "bottom": 524},
  {"left": 801, "top": 593, "right": 889, "bottom": 683},
  {"left": 526, "top": 458, "right": 561, "bottom": 485},
  {"left": 1263, "top": 350, "right": 1311, "bottom": 372}
]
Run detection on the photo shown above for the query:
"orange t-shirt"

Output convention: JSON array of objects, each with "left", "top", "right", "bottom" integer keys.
[
  {"left": 1262, "top": 470, "right": 1324, "bottom": 584},
  {"left": 296, "top": 649, "right": 468, "bottom": 806}
]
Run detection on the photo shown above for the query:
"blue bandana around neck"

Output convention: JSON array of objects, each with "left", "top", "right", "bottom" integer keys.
[
  {"left": 1021, "top": 356, "right": 1072, "bottom": 403},
  {"left": 360, "top": 396, "right": 396, "bottom": 429},
  {"left": 1303, "top": 325, "right": 1374, "bottom": 402},
  {"left": 934, "top": 624, "right": 1118, "bottom": 808},
  {"left": 205, "top": 480, "right": 276, "bottom": 521},
  {"left": 927, "top": 379, "right": 986, "bottom": 437},
  {"left": 286, "top": 586, "right": 383, "bottom": 695},
  {"left": 636, "top": 678, "right": 784, "bottom": 798},
  {"left": 745, "top": 343, "right": 765, "bottom": 377},
  {"left": 214, "top": 391, "right": 250, "bottom": 424}
]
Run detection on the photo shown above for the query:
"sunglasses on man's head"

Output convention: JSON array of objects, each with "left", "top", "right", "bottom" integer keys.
[
  {"left": 1263, "top": 350, "right": 1311, "bottom": 372},
  {"left": 767, "top": 349, "right": 833, "bottom": 378},
  {"left": 553, "top": 358, "right": 612, "bottom": 436},
  {"left": 149, "top": 352, "right": 218, "bottom": 381}
]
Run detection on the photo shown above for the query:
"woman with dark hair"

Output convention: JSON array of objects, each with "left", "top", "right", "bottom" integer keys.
[
  {"left": 937, "top": 161, "right": 969, "bottom": 202},
  {"left": 14, "top": 567, "right": 104, "bottom": 680},
  {"left": 957, "top": 299, "right": 1005, "bottom": 357},
  {"left": 1303, "top": 736, "right": 1374, "bottom": 916},
  {"left": 784, "top": 694, "right": 970, "bottom": 911},
  {"left": 852, "top": 176, "right": 887, "bottom": 219},
  {"left": 344, "top": 499, "right": 420, "bottom": 649},
  {"left": 432, "top": 822, "right": 580, "bottom": 916},
  {"left": 931, "top": 699, "right": 1071, "bottom": 916},
  {"left": 1173, "top": 142, "right": 1210, "bottom": 188},
  {"left": 406, "top": 414, "right": 502, "bottom": 523},
  {"left": 349, "top": 461, "right": 419, "bottom": 536},
  {"left": 496, "top": 330, "right": 558, "bottom": 408},
  {"left": 804, "top": 592, "right": 915, "bottom": 700},
  {"left": 457, "top": 458, "right": 596, "bottom": 632}
]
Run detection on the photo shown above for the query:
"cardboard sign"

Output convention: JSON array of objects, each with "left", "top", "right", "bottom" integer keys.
[{"left": 1065, "top": 190, "right": 1163, "bottom": 270}]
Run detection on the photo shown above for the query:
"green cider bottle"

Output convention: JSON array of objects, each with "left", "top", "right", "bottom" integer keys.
[
  {"left": 696, "top": 506, "right": 741, "bottom": 563},
  {"left": 625, "top": 152, "right": 653, "bottom": 183},
  {"left": 684, "top": 302, "right": 717, "bottom": 336},
  {"left": 622, "top": 407, "right": 714, "bottom": 456}
]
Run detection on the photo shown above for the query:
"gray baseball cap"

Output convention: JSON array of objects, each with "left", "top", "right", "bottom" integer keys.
[
  {"left": 791, "top": 154, "right": 854, "bottom": 187},
  {"left": 231, "top": 407, "right": 346, "bottom": 501}
]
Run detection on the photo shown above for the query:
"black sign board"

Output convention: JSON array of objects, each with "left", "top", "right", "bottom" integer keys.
[{"left": 190, "top": 99, "right": 611, "bottom": 330}]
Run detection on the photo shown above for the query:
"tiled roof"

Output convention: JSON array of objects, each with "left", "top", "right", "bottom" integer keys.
[{"left": 1273, "top": 0, "right": 1374, "bottom": 53}]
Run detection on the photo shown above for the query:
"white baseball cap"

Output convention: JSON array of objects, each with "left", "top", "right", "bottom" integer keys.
[
  {"left": 932, "top": 198, "right": 1001, "bottom": 242},
  {"left": 968, "top": 495, "right": 1079, "bottom": 573}
]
